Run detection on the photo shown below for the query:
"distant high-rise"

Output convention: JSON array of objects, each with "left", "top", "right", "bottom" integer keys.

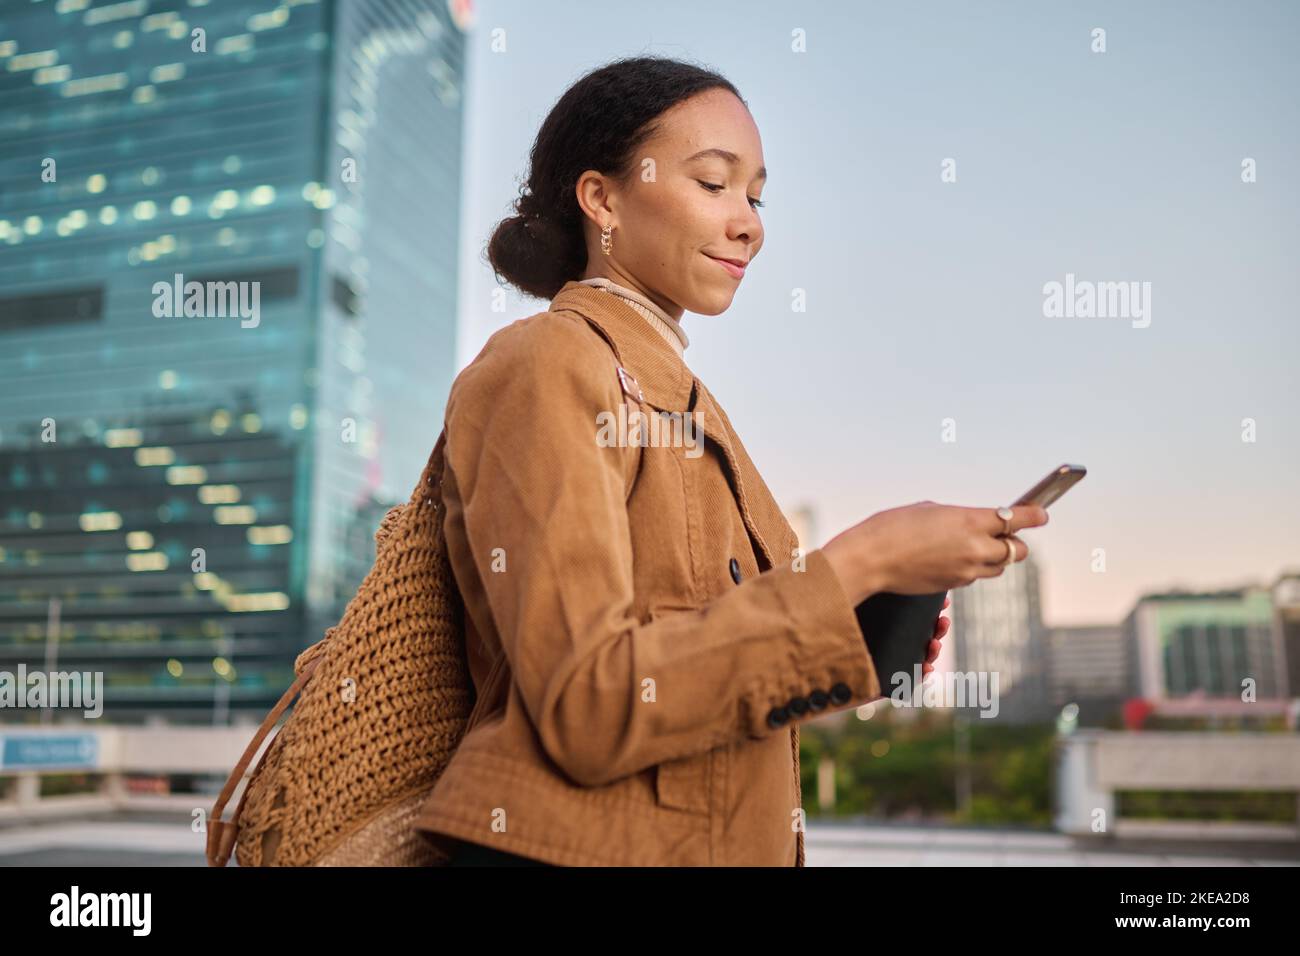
[
  {"left": 1122, "top": 586, "right": 1285, "bottom": 702},
  {"left": 1271, "top": 571, "right": 1299, "bottom": 700},
  {"left": 0, "top": 0, "right": 468, "bottom": 722},
  {"left": 949, "top": 554, "right": 1050, "bottom": 723},
  {"left": 1046, "top": 624, "right": 1125, "bottom": 725}
]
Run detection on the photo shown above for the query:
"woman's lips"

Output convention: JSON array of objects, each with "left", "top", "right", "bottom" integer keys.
[{"left": 706, "top": 254, "right": 746, "bottom": 279}]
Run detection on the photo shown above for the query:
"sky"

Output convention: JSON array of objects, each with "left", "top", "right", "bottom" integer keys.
[{"left": 453, "top": 0, "right": 1300, "bottom": 627}]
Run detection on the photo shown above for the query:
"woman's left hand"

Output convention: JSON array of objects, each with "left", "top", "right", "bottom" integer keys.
[{"left": 921, "top": 594, "right": 951, "bottom": 676}]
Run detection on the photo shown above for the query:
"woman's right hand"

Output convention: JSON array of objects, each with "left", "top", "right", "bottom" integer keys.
[{"left": 820, "top": 501, "right": 1050, "bottom": 606}]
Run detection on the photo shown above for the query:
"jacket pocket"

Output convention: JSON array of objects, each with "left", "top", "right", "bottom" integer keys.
[{"left": 654, "top": 751, "right": 711, "bottom": 816}]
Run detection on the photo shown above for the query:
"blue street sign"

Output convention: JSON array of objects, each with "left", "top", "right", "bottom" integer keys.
[{"left": 0, "top": 734, "right": 99, "bottom": 772}]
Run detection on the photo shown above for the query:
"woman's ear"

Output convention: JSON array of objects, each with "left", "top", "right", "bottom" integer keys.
[{"left": 574, "top": 170, "right": 615, "bottom": 229}]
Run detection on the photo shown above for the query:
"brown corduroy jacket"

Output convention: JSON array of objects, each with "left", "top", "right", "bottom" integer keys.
[{"left": 413, "top": 280, "right": 883, "bottom": 866}]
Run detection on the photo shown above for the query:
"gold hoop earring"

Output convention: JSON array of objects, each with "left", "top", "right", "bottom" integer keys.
[{"left": 600, "top": 223, "right": 614, "bottom": 256}]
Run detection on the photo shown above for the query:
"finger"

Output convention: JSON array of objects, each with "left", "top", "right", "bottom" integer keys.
[
  {"left": 975, "top": 533, "right": 1027, "bottom": 565},
  {"left": 922, "top": 661, "right": 934, "bottom": 675},
  {"left": 978, "top": 504, "right": 1048, "bottom": 537},
  {"left": 942, "top": 595, "right": 951, "bottom": 610},
  {"left": 968, "top": 537, "right": 1027, "bottom": 580}
]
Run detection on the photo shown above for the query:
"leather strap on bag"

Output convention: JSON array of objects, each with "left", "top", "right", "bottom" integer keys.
[{"left": 205, "top": 652, "right": 325, "bottom": 866}]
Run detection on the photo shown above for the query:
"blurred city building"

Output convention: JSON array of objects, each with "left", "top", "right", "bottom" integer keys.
[
  {"left": 949, "top": 554, "right": 1051, "bottom": 723},
  {"left": 1046, "top": 624, "right": 1125, "bottom": 725},
  {"left": 0, "top": 0, "right": 468, "bottom": 723},
  {"left": 1122, "top": 585, "right": 1286, "bottom": 704},
  {"left": 1271, "top": 570, "right": 1300, "bottom": 700}
]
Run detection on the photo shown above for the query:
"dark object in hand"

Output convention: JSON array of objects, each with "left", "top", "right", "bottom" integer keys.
[{"left": 854, "top": 591, "right": 947, "bottom": 695}]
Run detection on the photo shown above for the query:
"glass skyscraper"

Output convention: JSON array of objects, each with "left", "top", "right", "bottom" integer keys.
[{"left": 0, "top": 0, "right": 467, "bottom": 723}]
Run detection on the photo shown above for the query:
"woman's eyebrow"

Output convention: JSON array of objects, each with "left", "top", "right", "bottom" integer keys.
[{"left": 683, "top": 147, "right": 767, "bottom": 181}]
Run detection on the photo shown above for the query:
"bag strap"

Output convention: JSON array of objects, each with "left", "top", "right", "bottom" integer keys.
[
  {"left": 574, "top": 313, "right": 626, "bottom": 366},
  {"left": 206, "top": 652, "right": 326, "bottom": 866},
  {"left": 407, "top": 428, "right": 449, "bottom": 509}
]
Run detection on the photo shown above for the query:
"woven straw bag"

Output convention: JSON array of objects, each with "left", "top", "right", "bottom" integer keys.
[{"left": 206, "top": 430, "right": 481, "bottom": 867}]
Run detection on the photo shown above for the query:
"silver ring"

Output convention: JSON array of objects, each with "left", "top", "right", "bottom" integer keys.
[
  {"left": 995, "top": 506, "right": 1014, "bottom": 536},
  {"left": 1001, "top": 537, "right": 1016, "bottom": 567}
]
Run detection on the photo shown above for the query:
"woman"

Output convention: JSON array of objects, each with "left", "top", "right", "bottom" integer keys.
[{"left": 417, "top": 55, "right": 1047, "bottom": 867}]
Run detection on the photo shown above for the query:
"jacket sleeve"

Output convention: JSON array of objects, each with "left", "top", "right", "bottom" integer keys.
[{"left": 441, "top": 318, "right": 883, "bottom": 788}]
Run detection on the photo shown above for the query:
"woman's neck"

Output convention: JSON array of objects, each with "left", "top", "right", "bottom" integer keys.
[
  {"left": 577, "top": 276, "right": 690, "bottom": 356},
  {"left": 579, "top": 269, "right": 683, "bottom": 322}
]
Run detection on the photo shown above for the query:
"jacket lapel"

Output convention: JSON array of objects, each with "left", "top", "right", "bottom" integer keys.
[
  {"left": 691, "top": 381, "right": 799, "bottom": 573},
  {"left": 549, "top": 281, "right": 799, "bottom": 573}
]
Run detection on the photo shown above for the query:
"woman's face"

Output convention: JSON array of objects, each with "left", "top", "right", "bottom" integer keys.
[{"left": 577, "top": 88, "right": 766, "bottom": 319}]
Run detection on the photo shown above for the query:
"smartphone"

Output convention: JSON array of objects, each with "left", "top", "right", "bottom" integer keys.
[
  {"left": 854, "top": 463, "right": 1087, "bottom": 692},
  {"left": 1013, "top": 463, "right": 1087, "bottom": 509}
]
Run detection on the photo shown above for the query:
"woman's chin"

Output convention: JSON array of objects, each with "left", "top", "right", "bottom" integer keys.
[{"left": 686, "top": 284, "right": 739, "bottom": 316}]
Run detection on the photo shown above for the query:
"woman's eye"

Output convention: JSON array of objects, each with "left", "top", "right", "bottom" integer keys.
[{"left": 698, "top": 180, "right": 765, "bottom": 209}]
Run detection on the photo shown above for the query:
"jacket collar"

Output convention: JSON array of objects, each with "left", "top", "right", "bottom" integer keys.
[
  {"left": 547, "top": 279, "right": 797, "bottom": 574},
  {"left": 548, "top": 280, "right": 695, "bottom": 413}
]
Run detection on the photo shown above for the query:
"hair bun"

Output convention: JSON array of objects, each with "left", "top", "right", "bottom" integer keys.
[{"left": 487, "top": 211, "right": 582, "bottom": 301}]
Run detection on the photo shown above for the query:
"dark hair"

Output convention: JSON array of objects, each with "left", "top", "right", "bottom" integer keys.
[{"left": 486, "top": 55, "right": 746, "bottom": 300}]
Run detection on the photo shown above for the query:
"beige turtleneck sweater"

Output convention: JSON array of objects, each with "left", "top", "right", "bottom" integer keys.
[{"left": 577, "top": 276, "right": 689, "bottom": 358}]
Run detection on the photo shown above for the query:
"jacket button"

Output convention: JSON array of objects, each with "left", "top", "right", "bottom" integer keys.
[
  {"left": 808, "top": 689, "right": 829, "bottom": 711},
  {"left": 787, "top": 696, "right": 810, "bottom": 717},
  {"left": 829, "top": 682, "right": 852, "bottom": 706},
  {"left": 729, "top": 557, "right": 742, "bottom": 584},
  {"left": 766, "top": 705, "right": 790, "bottom": 728}
]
